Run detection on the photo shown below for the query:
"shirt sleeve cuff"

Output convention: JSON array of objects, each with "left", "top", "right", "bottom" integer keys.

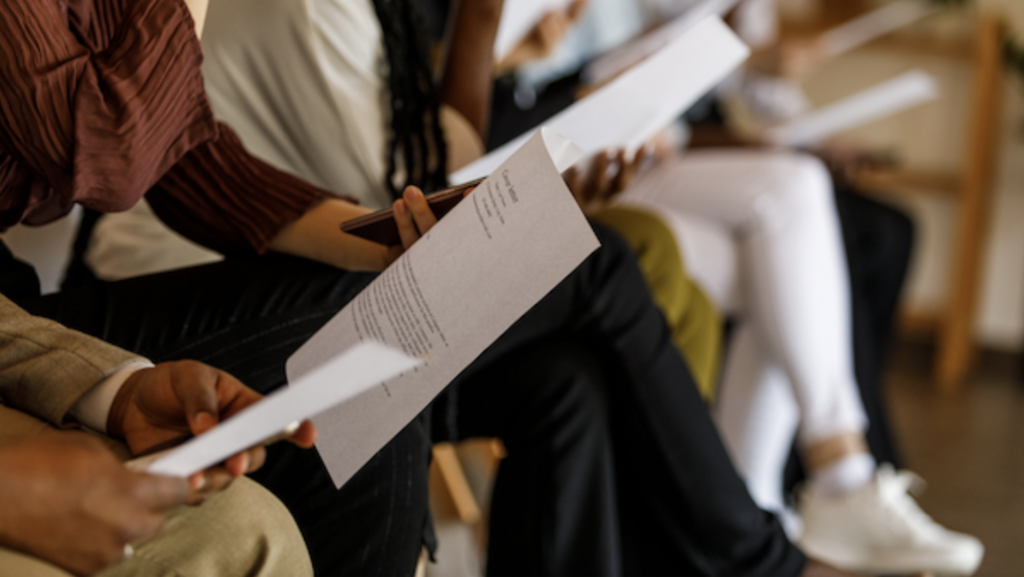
[{"left": 69, "top": 361, "right": 155, "bottom": 434}]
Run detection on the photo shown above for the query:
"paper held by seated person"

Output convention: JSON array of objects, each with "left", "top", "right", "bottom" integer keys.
[
  {"left": 818, "top": 0, "right": 937, "bottom": 58},
  {"left": 142, "top": 342, "right": 422, "bottom": 477},
  {"left": 494, "top": 0, "right": 575, "bottom": 62},
  {"left": 451, "top": 16, "right": 750, "bottom": 185},
  {"left": 763, "top": 69, "right": 940, "bottom": 147},
  {"left": 288, "top": 128, "right": 598, "bottom": 488},
  {"left": 582, "top": 0, "right": 742, "bottom": 86}
]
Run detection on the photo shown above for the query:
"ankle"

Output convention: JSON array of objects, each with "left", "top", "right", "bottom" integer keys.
[
  {"left": 803, "top": 432, "right": 869, "bottom": 471},
  {"left": 809, "top": 452, "right": 876, "bottom": 497}
]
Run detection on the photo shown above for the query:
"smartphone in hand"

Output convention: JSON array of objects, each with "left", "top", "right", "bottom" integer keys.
[{"left": 340, "top": 179, "right": 483, "bottom": 246}]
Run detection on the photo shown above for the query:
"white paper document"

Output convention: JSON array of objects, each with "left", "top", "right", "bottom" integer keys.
[
  {"left": 144, "top": 342, "right": 421, "bottom": 477},
  {"left": 819, "top": 0, "right": 937, "bottom": 58},
  {"left": 452, "top": 16, "right": 750, "bottom": 185},
  {"left": 495, "top": 0, "right": 575, "bottom": 62},
  {"left": 288, "top": 129, "right": 599, "bottom": 488},
  {"left": 763, "top": 70, "right": 939, "bottom": 147},
  {"left": 582, "top": 0, "right": 742, "bottom": 86}
]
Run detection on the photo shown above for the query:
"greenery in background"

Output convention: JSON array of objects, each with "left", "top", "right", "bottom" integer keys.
[
  {"left": 926, "top": 0, "right": 1024, "bottom": 92},
  {"left": 1006, "top": 41, "right": 1024, "bottom": 82},
  {"left": 932, "top": 0, "right": 1024, "bottom": 135},
  {"left": 998, "top": 12, "right": 1024, "bottom": 98}
]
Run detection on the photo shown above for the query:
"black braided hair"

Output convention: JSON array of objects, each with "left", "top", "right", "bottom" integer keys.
[{"left": 371, "top": 0, "right": 449, "bottom": 197}]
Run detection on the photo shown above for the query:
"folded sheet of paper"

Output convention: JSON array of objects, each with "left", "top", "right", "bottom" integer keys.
[
  {"left": 494, "top": 0, "right": 575, "bottom": 62},
  {"left": 763, "top": 69, "right": 940, "bottom": 147},
  {"left": 288, "top": 128, "right": 598, "bottom": 488},
  {"left": 143, "top": 342, "right": 421, "bottom": 477},
  {"left": 819, "top": 0, "right": 937, "bottom": 58},
  {"left": 582, "top": 0, "right": 742, "bottom": 86},
  {"left": 452, "top": 16, "right": 749, "bottom": 185}
]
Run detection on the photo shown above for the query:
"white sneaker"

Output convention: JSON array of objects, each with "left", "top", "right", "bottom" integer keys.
[{"left": 797, "top": 465, "right": 984, "bottom": 575}]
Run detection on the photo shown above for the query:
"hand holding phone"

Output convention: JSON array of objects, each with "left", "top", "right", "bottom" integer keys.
[{"left": 340, "top": 179, "right": 483, "bottom": 246}]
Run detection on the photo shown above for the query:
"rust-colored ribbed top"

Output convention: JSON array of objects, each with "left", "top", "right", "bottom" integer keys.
[{"left": 0, "top": 0, "right": 331, "bottom": 255}]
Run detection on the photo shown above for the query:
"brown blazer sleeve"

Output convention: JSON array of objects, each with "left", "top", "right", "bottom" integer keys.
[{"left": 0, "top": 294, "right": 144, "bottom": 427}]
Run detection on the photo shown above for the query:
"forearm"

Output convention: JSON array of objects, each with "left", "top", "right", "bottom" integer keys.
[
  {"left": 439, "top": 0, "right": 504, "bottom": 138},
  {"left": 148, "top": 123, "right": 333, "bottom": 256},
  {"left": 150, "top": 126, "right": 390, "bottom": 268},
  {"left": 268, "top": 199, "right": 397, "bottom": 272},
  {"left": 0, "top": 295, "right": 143, "bottom": 426}
]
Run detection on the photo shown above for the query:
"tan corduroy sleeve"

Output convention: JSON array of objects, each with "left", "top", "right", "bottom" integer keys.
[{"left": 0, "top": 294, "right": 144, "bottom": 427}]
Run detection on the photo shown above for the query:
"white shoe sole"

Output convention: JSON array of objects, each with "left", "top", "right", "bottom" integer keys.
[{"left": 798, "top": 537, "right": 984, "bottom": 576}]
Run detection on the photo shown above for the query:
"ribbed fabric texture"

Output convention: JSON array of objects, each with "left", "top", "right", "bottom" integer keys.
[
  {"left": 0, "top": 0, "right": 332, "bottom": 254},
  {"left": 149, "top": 124, "right": 334, "bottom": 255}
]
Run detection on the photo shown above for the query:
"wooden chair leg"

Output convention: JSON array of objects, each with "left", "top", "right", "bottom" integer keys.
[
  {"left": 414, "top": 547, "right": 428, "bottom": 577},
  {"left": 429, "top": 443, "right": 483, "bottom": 525},
  {"left": 936, "top": 16, "right": 1003, "bottom": 391}
]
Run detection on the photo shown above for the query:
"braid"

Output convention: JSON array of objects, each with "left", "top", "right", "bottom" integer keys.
[{"left": 372, "top": 0, "right": 449, "bottom": 197}]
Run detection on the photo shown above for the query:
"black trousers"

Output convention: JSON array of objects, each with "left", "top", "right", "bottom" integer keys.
[
  {"left": 836, "top": 188, "right": 913, "bottom": 467},
  {"left": 12, "top": 249, "right": 428, "bottom": 576},
  {"left": 446, "top": 226, "right": 803, "bottom": 575},
  {"left": 8, "top": 224, "right": 803, "bottom": 576},
  {"left": 491, "top": 73, "right": 911, "bottom": 465}
]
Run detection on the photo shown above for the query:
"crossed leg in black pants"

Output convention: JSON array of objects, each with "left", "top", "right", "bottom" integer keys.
[{"left": 12, "top": 223, "right": 804, "bottom": 576}]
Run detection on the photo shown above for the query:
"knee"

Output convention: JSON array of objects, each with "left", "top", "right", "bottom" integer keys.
[
  {"left": 837, "top": 192, "right": 917, "bottom": 271},
  {"left": 593, "top": 208, "right": 679, "bottom": 272},
  {"left": 773, "top": 153, "right": 834, "bottom": 208},
  {"left": 748, "top": 153, "right": 836, "bottom": 231},
  {"left": 584, "top": 221, "right": 655, "bottom": 296},
  {"left": 143, "top": 477, "right": 313, "bottom": 577},
  {"left": 592, "top": 207, "right": 679, "bottom": 263},
  {"left": 876, "top": 203, "right": 916, "bottom": 263},
  {"left": 591, "top": 207, "right": 689, "bottom": 293},
  {"left": 0, "top": 547, "right": 73, "bottom": 577},
  {"left": 206, "top": 478, "right": 312, "bottom": 575},
  {"left": 589, "top": 220, "right": 638, "bottom": 265},
  {"left": 504, "top": 343, "right": 611, "bottom": 452}
]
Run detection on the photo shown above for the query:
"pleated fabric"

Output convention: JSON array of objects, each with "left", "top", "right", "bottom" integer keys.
[{"left": 0, "top": 0, "right": 331, "bottom": 255}]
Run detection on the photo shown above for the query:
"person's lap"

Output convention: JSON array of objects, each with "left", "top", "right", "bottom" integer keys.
[
  {"left": 16, "top": 223, "right": 802, "bottom": 575},
  {"left": 0, "top": 475, "right": 313, "bottom": 577},
  {"left": 455, "top": 338, "right": 620, "bottom": 575},
  {"left": 0, "top": 406, "right": 313, "bottom": 577},
  {"left": 15, "top": 254, "right": 430, "bottom": 576},
  {"left": 448, "top": 225, "right": 802, "bottom": 575}
]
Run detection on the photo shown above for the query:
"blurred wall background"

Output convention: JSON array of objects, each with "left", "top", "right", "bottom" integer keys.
[{"left": 785, "top": 0, "right": 1024, "bottom": 350}]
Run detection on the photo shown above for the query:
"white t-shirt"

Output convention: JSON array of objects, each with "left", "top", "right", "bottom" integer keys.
[{"left": 201, "top": 0, "right": 393, "bottom": 209}]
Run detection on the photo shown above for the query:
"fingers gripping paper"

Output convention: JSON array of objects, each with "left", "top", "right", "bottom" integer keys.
[
  {"left": 287, "top": 129, "right": 597, "bottom": 488},
  {"left": 763, "top": 70, "right": 940, "bottom": 147},
  {"left": 145, "top": 342, "right": 421, "bottom": 477},
  {"left": 582, "top": 0, "right": 742, "bottom": 86},
  {"left": 495, "top": 0, "right": 575, "bottom": 62},
  {"left": 818, "top": 0, "right": 936, "bottom": 58},
  {"left": 452, "top": 16, "right": 750, "bottom": 184}
]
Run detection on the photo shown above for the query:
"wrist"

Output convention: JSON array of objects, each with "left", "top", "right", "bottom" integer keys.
[
  {"left": 70, "top": 361, "right": 153, "bottom": 434},
  {"left": 107, "top": 371, "right": 146, "bottom": 440}
]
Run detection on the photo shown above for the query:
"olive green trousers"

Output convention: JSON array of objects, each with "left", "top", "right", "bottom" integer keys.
[{"left": 592, "top": 206, "right": 722, "bottom": 400}]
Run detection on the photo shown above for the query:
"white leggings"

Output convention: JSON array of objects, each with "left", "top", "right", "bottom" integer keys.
[{"left": 619, "top": 149, "right": 867, "bottom": 513}]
